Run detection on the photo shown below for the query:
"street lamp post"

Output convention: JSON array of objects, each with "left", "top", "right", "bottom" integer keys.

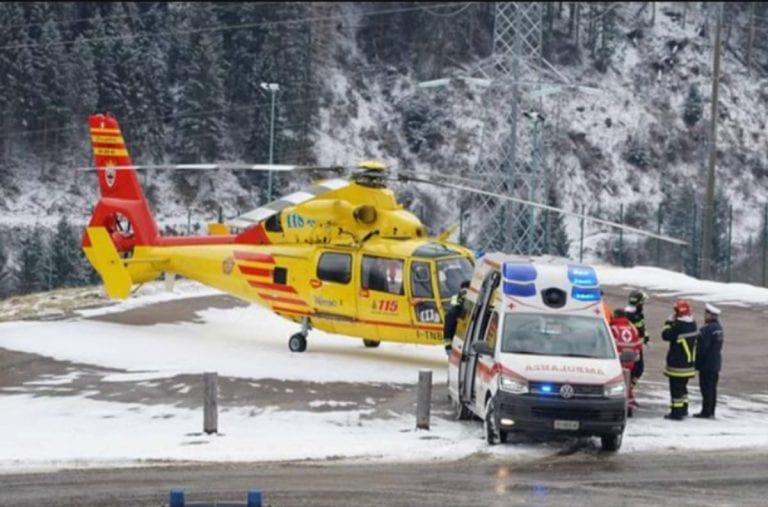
[{"left": 260, "top": 82, "right": 280, "bottom": 202}]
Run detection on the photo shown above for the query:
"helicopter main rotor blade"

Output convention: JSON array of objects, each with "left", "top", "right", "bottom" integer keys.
[
  {"left": 75, "top": 163, "right": 345, "bottom": 173},
  {"left": 397, "top": 171, "right": 688, "bottom": 247},
  {"left": 228, "top": 178, "right": 352, "bottom": 229}
]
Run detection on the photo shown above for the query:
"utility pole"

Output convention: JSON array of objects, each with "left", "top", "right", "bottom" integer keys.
[
  {"left": 701, "top": 4, "right": 722, "bottom": 280},
  {"left": 260, "top": 82, "right": 280, "bottom": 203},
  {"left": 523, "top": 111, "right": 545, "bottom": 256}
]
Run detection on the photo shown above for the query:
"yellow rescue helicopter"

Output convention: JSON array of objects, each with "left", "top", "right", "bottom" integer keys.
[{"left": 81, "top": 113, "right": 475, "bottom": 352}]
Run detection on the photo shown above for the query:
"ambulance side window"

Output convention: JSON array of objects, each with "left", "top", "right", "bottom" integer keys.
[{"left": 484, "top": 312, "right": 499, "bottom": 350}]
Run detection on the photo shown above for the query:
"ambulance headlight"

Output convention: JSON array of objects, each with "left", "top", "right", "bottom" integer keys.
[
  {"left": 603, "top": 380, "right": 626, "bottom": 398},
  {"left": 499, "top": 376, "right": 529, "bottom": 395}
]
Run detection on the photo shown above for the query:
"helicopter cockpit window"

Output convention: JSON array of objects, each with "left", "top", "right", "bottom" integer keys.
[
  {"left": 437, "top": 257, "right": 474, "bottom": 300},
  {"left": 362, "top": 256, "right": 404, "bottom": 295},
  {"left": 317, "top": 253, "right": 352, "bottom": 284},
  {"left": 410, "top": 261, "right": 433, "bottom": 299}
]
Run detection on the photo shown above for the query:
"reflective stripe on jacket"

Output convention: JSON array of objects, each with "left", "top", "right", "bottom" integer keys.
[{"left": 661, "top": 317, "right": 699, "bottom": 378}]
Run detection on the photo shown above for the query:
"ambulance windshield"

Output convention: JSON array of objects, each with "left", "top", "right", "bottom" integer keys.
[{"left": 501, "top": 313, "right": 615, "bottom": 359}]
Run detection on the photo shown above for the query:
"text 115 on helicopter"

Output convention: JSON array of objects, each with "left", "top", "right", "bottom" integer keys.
[{"left": 81, "top": 114, "right": 474, "bottom": 352}]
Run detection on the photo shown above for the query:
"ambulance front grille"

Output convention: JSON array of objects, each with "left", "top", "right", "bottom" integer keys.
[{"left": 528, "top": 382, "right": 604, "bottom": 398}]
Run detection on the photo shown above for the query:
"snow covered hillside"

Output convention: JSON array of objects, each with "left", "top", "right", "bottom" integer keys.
[{"left": 1, "top": 2, "right": 768, "bottom": 292}]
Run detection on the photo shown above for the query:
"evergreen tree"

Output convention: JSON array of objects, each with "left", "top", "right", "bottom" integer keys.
[
  {"left": 710, "top": 188, "right": 731, "bottom": 277},
  {"left": 542, "top": 186, "right": 571, "bottom": 257},
  {"left": 17, "top": 227, "right": 48, "bottom": 295},
  {"left": 49, "top": 217, "right": 87, "bottom": 289},
  {"left": 683, "top": 83, "right": 703, "bottom": 127},
  {"left": 0, "top": 235, "right": 15, "bottom": 298}
]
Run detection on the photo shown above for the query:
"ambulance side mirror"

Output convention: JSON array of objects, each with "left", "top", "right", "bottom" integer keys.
[
  {"left": 620, "top": 350, "right": 636, "bottom": 363},
  {"left": 472, "top": 341, "right": 494, "bottom": 357}
]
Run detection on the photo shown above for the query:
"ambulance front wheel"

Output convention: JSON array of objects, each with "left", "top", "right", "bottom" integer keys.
[
  {"left": 600, "top": 433, "right": 623, "bottom": 452},
  {"left": 289, "top": 333, "right": 307, "bottom": 353},
  {"left": 362, "top": 339, "right": 380, "bottom": 348},
  {"left": 484, "top": 397, "right": 507, "bottom": 445}
]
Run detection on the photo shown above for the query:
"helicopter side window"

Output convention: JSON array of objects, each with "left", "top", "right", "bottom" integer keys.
[
  {"left": 362, "top": 256, "right": 404, "bottom": 295},
  {"left": 410, "top": 261, "right": 433, "bottom": 299},
  {"left": 437, "top": 257, "right": 474, "bottom": 302},
  {"left": 317, "top": 253, "right": 352, "bottom": 284}
]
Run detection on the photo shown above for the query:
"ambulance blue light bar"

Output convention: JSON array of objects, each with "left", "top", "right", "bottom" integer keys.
[
  {"left": 503, "top": 263, "right": 537, "bottom": 282},
  {"left": 503, "top": 281, "right": 537, "bottom": 297},
  {"left": 571, "top": 286, "right": 602, "bottom": 302},
  {"left": 567, "top": 265, "right": 598, "bottom": 286}
]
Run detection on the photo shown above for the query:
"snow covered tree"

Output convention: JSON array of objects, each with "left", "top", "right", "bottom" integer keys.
[
  {"left": 49, "top": 217, "right": 88, "bottom": 289},
  {"left": 683, "top": 83, "right": 703, "bottom": 128},
  {"left": 17, "top": 227, "right": 48, "bottom": 295},
  {"left": 0, "top": 235, "right": 15, "bottom": 298}
]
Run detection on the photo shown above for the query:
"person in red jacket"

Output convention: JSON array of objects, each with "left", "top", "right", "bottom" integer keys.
[{"left": 610, "top": 308, "right": 642, "bottom": 415}]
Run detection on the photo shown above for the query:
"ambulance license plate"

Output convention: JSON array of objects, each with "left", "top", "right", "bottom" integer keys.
[{"left": 554, "top": 420, "right": 579, "bottom": 431}]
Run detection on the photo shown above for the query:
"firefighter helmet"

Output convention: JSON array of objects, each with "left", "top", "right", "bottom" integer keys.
[
  {"left": 673, "top": 299, "right": 692, "bottom": 317},
  {"left": 629, "top": 290, "right": 647, "bottom": 305}
]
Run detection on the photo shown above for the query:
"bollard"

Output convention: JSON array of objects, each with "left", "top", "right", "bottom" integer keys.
[
  {"left": 247, "top": 489, "right": 263, "bottom": 507},
  {"left": 169, "top": 488, "right": 185, "bottom": 507},
  {"left": 204, "top": 372, "right": 218, "bottom": 434},
  {"left": 416, "top": 370, "right": 432, "bottom": 430}
]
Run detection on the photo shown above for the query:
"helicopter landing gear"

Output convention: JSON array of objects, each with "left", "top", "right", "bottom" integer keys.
[
  {"left": 288, "top": 317, "right": 311, "bottom": 353},
  {"left": 289, "top": 333, "right": 307, "bottom": 352},
  {"left": 362, "top": 339, "right": 380, "bottom": 348}
]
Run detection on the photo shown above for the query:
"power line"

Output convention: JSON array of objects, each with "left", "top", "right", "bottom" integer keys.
[
  {"left": 0, "top": 3, "right": 464, "bottom": 53},
  {"left": 415, "top": 2, "right": 473, "bottom": 18}
]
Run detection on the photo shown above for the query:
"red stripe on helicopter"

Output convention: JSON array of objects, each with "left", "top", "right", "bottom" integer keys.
[
  {"left": 257, "top": 293, "right": 306, "bottom": 305},
  {"left": 249, "top": 281, "right": 297, "bottom": 293},
  {"left": 234, "top": 251, "right": 275, "bottom": 264},
  {"left": 272, "top": 306, "right": 311, "bottom": 316},
  {"left": 238, "top": 265, "right": 273, "bottom": 277},
  {"left": 356, "top": 318, "right": 442, "bottom": 332},
  {"left": 91, "top": 141, "right": 126, "bottom": 149}
]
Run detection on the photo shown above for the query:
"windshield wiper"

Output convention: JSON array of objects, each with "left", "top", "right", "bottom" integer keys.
[
  {"left": 561, "top": 353, "right": 598, "bottom": 358},
  {"left": 504, "top": 350, "right": 540, "bottom": 355}
]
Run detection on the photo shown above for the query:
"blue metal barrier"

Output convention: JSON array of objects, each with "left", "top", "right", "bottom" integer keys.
[{"left": 168, "top": 488, "right": 263, "bottom": 507}]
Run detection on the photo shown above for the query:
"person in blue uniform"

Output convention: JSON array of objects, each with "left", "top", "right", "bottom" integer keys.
[{"left": 694, "top": 303, "right": 723, "bottom": 419}]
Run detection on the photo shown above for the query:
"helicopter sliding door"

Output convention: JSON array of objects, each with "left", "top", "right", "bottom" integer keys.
[{"left": 357, "top": 255, "right": 410, "bottom": 342}]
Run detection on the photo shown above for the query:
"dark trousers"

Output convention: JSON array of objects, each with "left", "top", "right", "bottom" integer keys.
[
  {"left": 631, "top": 350, "right": 644, "bottom": 382},
  {"left": 669, "top": 376, "right": 690, "bottom": 417},
  {"left": 699, "top": 370, "right": 719, "bottom": 416}
]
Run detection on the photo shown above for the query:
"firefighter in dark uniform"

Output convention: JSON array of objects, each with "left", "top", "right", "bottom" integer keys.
[
  {"left": 443, "top": 280, "right": 470, "bottom": 355},
  {"left": 695, "top": 303, "right": 723, "bottom": 418},
  {"left": 625, "top": 290, "right": 649, "bottom": 390},
  {"left": 661, "top": 299, "right": 699, "bottom": 420}
]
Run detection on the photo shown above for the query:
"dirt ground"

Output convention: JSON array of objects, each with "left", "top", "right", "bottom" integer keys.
[{"left": 600, "top": 285, "right": 766, "bottom": 394}]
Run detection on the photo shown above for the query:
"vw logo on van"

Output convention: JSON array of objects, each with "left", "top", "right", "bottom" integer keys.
[{"left": 559, "top": 384, "right": 575, "bottom": 399}]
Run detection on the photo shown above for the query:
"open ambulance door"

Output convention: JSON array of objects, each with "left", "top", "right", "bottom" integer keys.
[{"left": 459, "top": 269, "right": 501, "bottom": 406}]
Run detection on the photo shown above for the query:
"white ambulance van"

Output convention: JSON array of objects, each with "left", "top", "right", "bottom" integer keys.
[{"left": 447, "top": 253, "right": 630, "bottom": 452}]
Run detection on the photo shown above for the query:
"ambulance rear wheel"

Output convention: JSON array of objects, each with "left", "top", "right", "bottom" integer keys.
[
  {"left": 484, "top": 397, "right": 507, "bottom": 445},
  {"left": 600, "top": 433, "right": 623, "bottom": 452},
  {"left": 362, "top": 339, "right": 381, "bottom": 348},
  {"left": 289, "top": 333, "right": 307, "bottom": 353}
]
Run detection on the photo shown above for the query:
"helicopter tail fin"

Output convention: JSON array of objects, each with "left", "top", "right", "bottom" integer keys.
[{"left": 82, "top": 113, "right": 160, "bottom": 254}]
